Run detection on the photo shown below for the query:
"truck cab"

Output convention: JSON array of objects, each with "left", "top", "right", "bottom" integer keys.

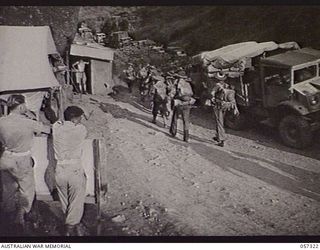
[
  {"left": 231, "top": 48, "right": 320, "bottom": 148},
  {"left": 260, "top": 49, "right": 320, "bottom": 109}
]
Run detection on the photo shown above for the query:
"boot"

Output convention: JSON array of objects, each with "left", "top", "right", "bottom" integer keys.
[
  {"left": 169, "top": 126, "right": 176, "bottom": 137},
  {"left": 13, "top": 208, "right": 26, "bottom": 235},
  {"left": 217, "top": 141, "right": 224, "bottom": 147},
  {"left": 151, "top": 116, "right": 156, "bottom": 124},
  {"left": 65, "top": 225, "right": 75, "bottom": 236},
  {"left": 14, "top": 208, "right": 26, "bottom": 227},
  {"left": 212, "top": 136, "right": 219, "bottom": 142},
  {"left": 75, "top": 223, "right": 85, "bottom": 236}
]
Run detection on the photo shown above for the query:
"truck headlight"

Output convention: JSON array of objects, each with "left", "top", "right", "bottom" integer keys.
[{"left": 310, "top": 96, "right": 319, "bottom": 105}]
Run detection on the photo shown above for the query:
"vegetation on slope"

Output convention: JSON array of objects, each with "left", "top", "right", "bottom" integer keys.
[{"left": 133, "top": 6, "right": 320, "bottom": 55}]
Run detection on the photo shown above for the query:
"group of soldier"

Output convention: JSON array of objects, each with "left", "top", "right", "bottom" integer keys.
[
  {"left": 0, "top": 58, "right": 239, "bottom": 237},
  {"left": 123, "top": 62, "right": 239, "bottom": 146},
  {"left": 0, "top": 95, "right": 88, "bottom": 236}
]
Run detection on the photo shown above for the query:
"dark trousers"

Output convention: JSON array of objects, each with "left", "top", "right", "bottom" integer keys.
[
  {"left": 170, "top": 105, "right": 191, "bottom": 142},
  {"left": 152, "top": 99, "right": 168, "bottom": 120},
  {"left": 127, "top": 79, "right": 134, "bottom": 93},
  {"left": 0, "top": 154, "right": 35, "bottom": 216},
  {"left": 213, "top": 107, "right": 226, "bottom": 141},
  {"left": 152, "top": 100, "right": 161, "bottom": 121}
]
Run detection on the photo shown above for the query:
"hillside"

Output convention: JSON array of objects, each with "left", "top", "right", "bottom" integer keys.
[
  {"left": 0, "top": 6, "right": 319, "bottom": 56},
  {"left": 134, "top": 6, "right": 320, "bottom": 54},
  {"left": 80, "top": 6, "right": 320, "bottom": 55}
]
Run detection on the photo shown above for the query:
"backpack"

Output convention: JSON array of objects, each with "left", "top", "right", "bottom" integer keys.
[{"left": 177, "top": 79, "right": 193, "bottom": 97}]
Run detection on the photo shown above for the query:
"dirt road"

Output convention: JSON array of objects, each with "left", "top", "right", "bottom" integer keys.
[
  {"left": 74, "top": 90, "right": 320, "bottom": 236},
  {"left": 2, "top": 90, "right": 318, "bottom": 237}
]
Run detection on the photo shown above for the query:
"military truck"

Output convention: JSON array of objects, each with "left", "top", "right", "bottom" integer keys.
[{"left": 191, "top": 42, "right": 320, "bottom": 149}]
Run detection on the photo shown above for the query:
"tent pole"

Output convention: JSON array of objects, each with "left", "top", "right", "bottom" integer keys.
[
  {"left": 66, "top": 50, "right": 70, "bottom": 86},
  {"left": 93, "top": 139, "right": 102, "bottom": 235}
]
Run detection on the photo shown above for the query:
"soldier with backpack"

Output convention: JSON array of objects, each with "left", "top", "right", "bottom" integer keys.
[
  {"left": 209, "top": 72, "right": 239, "bottom": 147},
  {"left": 150, "top": 73, "right": 171, "bottom": 127},
  {"left": 123, "top": 63, "right": 136, "bottom": 93},
  {"left": 169, "top": 69, "right": 195, "bottom": 142}
]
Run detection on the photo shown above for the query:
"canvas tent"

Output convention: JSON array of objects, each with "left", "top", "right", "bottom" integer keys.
[
  {"left": 70, "top": 44, "right": 114, "bottom": 95},
  {"left": 0, "top": 26, "right": 60, "bottom": 93},
  {"left": 0, "top": 26, "right": 61, "bottom": 117}
]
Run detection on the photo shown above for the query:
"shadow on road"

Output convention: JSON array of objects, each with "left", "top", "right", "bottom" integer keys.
[
  {"left": 110, "top": 90, "right": 320, "bottom": 161},
  {"left": 98, "top": 101, "right": 213, "bottom": 146},
  {"left": 99, "top": 102, "right": 165, "bottom": 133},
  {"left": 101, "top": 89, "right": 320, "bottom": 161},
  {"left": 190, "top": 106, "right": 320, "bottom": 161},
  {"left": 190, "top": 142, "right": 320, "bottom": 202}
]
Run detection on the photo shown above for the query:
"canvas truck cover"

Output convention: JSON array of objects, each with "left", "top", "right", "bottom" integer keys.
[
  {"left": 192, "top": 41, "right": 300, "bottom": 69},
  {"left": 0, "top": 26, "right": 60, "bottom": 93}
]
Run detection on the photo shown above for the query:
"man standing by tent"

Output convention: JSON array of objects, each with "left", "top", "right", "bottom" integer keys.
[
  {"left": 169, "top": 69, "right": 195, "bottom": 142},
  {"left": 0, "top": 94, "right": 51, "bottom": 231},
  {"left": 72, "top": 59, "right": 89, "bottom": 94},
  {"left": 52, "top": 106, "right": 88, "bottom": 236}
]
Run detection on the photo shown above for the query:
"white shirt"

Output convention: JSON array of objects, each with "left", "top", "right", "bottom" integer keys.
[
  {"left": 0, "top": 113, "right": 47, "bottom": 153},
  {"left": 52, "top": 121, "right": 87, "bottom": 163}
]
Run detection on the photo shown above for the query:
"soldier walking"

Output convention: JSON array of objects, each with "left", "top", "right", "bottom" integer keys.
[
  {"left": 209, "top": 72, "right": 239, "bottom": 147},
  {"left": 150, "top": 74, "right": 171, "bottom": 127},
  {"left": 124, "top": 63, "right": 136, "bottom": 93},
  {"left": 169, "top": 69, "right": 195, "bottom": 142},
  {"left": 138, "top": 64, "right": 152, "bottom": 101}
]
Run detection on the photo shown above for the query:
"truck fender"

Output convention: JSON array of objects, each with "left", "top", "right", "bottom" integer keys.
[{"left": 277, "top": 100, "right": 309, "bottom": 116}]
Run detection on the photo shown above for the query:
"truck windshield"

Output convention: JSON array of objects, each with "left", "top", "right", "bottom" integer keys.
[
  {"left": 264, "top": 67, "right": 291, "bottom": 86},
  {"left": 294, "top": 65, "right": 317, "bottom": 84}
]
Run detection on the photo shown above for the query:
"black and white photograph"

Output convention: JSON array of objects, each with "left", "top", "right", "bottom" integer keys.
[{"left": 0, "top": 4, "right": 320, "bottom": 242}]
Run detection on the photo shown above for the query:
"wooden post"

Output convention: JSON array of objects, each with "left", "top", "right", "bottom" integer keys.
[
  {"left": 58, "top": 87, "right": 64, "bottom": 121},
  {"left": 66, "top": 50, "right": 70, "bottom": 86},
  {"left": 0, "top": 171, "right": 2, "bottom": 202},
  {"left": 93, "top": 139, "right": 102, "bottom": 235},
  {"left": 4, "top": 105, "right": 8, "bottom": 116}
]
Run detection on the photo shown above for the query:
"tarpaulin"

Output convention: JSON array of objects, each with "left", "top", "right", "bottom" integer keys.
[{"left": 192, "top": 41, "right": 279, "bottom": 68}]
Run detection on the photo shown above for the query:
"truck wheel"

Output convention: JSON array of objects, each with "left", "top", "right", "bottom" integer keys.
[
  {"left": 278, "top": 115, "right": 313, "bottom": 149},
  {"left": 225, "top": 111, "right": 247, "bottom": 130}
]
